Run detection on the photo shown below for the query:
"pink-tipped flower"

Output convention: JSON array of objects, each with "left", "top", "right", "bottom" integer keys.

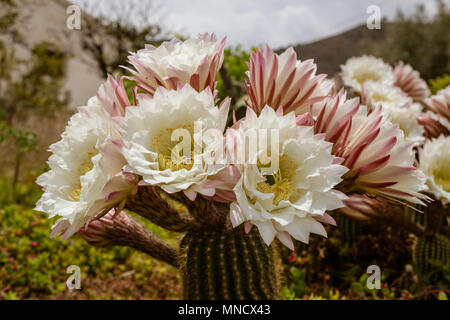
[
  {"left": 201, "top": 165, "right": 241, "bottom": 203},
  {"left": 78, "top": 209, "right": 119, "bottom": 247},
  {"left": 97, "top": 75, "right": 133, "bottom": 117},
  {"left": 394, "top": 62, "right": 430, "bottom": 102},
  {"left": 313, "top": 91, "right": 429, "bottom": 207},
  {"left": 313, "top": 89, "right": 360, "bottom": 145},
  {"left": 339, "top": 194, "right": 387, "bottom": 220},
  {"left": 425, "top": 85, "right": 450, "bottom": 121},
  {"left": 417, "top": 111, "right": 450, "bottom": 139},
  {"left": 125, "top": 33, "right": 225, "bottom": 96},
  {"left": 99, "top": 139, "right": 139, "bottom": 207},
  {"left": 79, "top": 209, "right": 179, "bottom": 266},
  {"left": 245, "top": 45, "right": 333, "bottom": 115}
]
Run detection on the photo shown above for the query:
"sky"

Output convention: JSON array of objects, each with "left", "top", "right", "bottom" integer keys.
[{"left": 70, "top": 0, "right": 448, "bottom": 49}]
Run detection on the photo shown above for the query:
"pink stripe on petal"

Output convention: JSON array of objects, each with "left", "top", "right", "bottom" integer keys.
[
  {"left": 358, "top": 155, "right": 390, "bottom": 176},
  {"left": 358, "top": 181, "right": 398, "bottom": 188}
]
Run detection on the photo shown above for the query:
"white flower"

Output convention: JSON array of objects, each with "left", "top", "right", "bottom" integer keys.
[
  {"left": 362, "top": 80, "right": 412, "bottom": 110},
  {"left": 228, "top": 106, "right": 348, "bottom": 249},
  {"left": 381, "top": 102, "right": 425, "bottom": 146},
  {"left": 120, "top": 84, "right": 230, "bottom": 200},
  {"left": 361, "top": 81, "right": 424, "bottom": 145},
  {"left": 126, "top": 33, "right": 225, "bottom": 96},
  {"left": 340, "top": 55, "right": 395, "bottom": 92},
  {"left": 35, "top": 98, "right": 124, "bottom": 239},
  {"left": 419, "top": 135, "right": 450, "bottom": 204}
]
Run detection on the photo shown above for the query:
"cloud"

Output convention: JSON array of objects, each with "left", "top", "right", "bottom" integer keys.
[
  {"left": 71, "top": 0, "right": 446, "bottom": 49},
  {"left": 154, "top": 0, "right": 331, "bottom": 48}
]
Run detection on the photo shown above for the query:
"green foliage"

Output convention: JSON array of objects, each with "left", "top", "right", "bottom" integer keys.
[
  {"left": 0, "top": 108, "right": 38, "bottom": 190},
  {"left": 216, "top": 45, "right": 251, "bottom": 104},
  {"left": 0, "top": 40, "right": 68, "bottom": 123},
  {"left": 0, "top": 10, "right": 16, "bottom": 31},
  {"left": 429, "top": 74, "right": 450, "bottom": 94},
  {"left": 413, "top": 234, "right": 450, "bottom": 286},
  {"left": 181, "top": 227, "right": 279, "bottom": 299},
  {"left": 360, "top": 0, "right": 450, "bottom": 80},
  {"left": 285, "top": 266, "right": 307, "bottom": 298},
  {"left": 10, "top": 42, "right": 69, "bottom": 120},
  {"left": 82, "top": 13, "right": 164, "bottom": 77},
  {"left": 0, "top": 120, "right": 38, "bottom": 155},
  {"left": 0, "top": 29, "right": 68, "bottom": 184},
  {"left": 0, "top": 178, "right": 180, "bottom": 299},
  {"left": 30, "top": 42, "right": 66, "bottom": 78},
  {"left": 438, "top": 291, "right": 448, "bottom": 300},
  {"left": 121, "top": 77, "right": 138, "bottom": 104},
  {"left": 0, "top": 0, "right": 20, "bottom": 41}
]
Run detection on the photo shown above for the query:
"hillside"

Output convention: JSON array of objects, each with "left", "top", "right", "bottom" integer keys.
[
  {"left": 286, "top": 24, "right": 387, "bottom": 77},
  {"left": 2, "top": 1, "right": 389, "bottom": 105}
]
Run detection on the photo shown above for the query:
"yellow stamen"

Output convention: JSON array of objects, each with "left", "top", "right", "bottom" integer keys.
[
  {"left": 433, "top": 167, "right": 450, "bottom": 192},
  {"left": 256, "top": 170, "right": 295, "bottom": 205},
  {"left": 354, "top": 72, "right": 379, "bottom": 86},
  {"left": 153, "top": 125, "right": 195, "bottom": 171},
  {"left": 372, "top": 92, "right": 389, "bottom": 103},
  {"left": 256, "top": 154, "right": 298, "bottom": 206},
  {"left": 67, "top": 150, "right": 97, "bottom": 201},
  {"left": 158, "top": 144, "right": 193, "bottom": 171},
  {"left": 67, "top": 184, "right": 82, "bottom": 201}
]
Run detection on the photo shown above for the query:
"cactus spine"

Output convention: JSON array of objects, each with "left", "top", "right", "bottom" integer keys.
[
  {"left": 413, "top": 234, "right": 449, "bottom": 277},
  {"left": 334, "top": 212, "right": 364, "bottom": 244},
  {"left": 181, "top": 227, "right": 281, "bottom": 300}
]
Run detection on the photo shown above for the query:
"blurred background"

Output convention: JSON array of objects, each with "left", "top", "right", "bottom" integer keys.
[{"left": 0, "top": 0, "right": 449, "bottom": 300}]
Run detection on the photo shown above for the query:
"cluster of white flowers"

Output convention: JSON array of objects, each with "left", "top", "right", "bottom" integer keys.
[{"left": 36, "top": 34, "right": 442, "bottom": 250}]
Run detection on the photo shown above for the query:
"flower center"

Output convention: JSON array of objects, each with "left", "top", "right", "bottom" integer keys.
[
  {"left": 354, "top": 71, "right": 380, "bottom": 86},
  {"left": 256, "top": 171, "right": 295, "bottom": 205},
  {"left": 153, "top": 125, "right": 195, "bottom": 171},
  {"left": 256, "top": 155, "right": 297, "bottom": 206},
  {"left": 371, "top": 92, "right": 390, "bottom": 103},
  {"left": 433, "top": 166, "right": 450, "bottom": 192},
  {"left": 67, "top": 150, "right": 97, "bottom": 201}
]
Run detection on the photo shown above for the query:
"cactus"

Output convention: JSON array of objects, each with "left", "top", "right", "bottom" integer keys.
[
  {"left": 180, "top": 226, "right": 281, "bottom": 300},
  {"left": 124, "top": 187, "right": 282, "bottom": 300},
  {"left": 413, "top": 234, "right": 450, "bottom": 278},
  {"left": 334, "top": 212, "right": 364, "bottom": 244}
]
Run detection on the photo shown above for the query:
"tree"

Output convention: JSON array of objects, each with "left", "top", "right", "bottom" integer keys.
[{"left": 360, "top": 0, "right": 450, "bottom": 80}]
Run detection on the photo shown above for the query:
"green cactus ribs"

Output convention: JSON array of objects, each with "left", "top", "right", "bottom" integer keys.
[
  {"left": 334, "top": 211, "right": 364, "bottom": 244},
  {"left": 181, "top": 226, "right": 281, "bottom": 300},
  {"left": 413, "top": 234, "right": 450, "bottom": 281}
]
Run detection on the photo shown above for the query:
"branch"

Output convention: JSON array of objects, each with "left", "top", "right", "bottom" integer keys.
[
  {"left": 125, "top": 186, "right": 200, "bottom": 232},
  {"left": 79, "top": 210, "right": 179, "bottom": 268}
]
